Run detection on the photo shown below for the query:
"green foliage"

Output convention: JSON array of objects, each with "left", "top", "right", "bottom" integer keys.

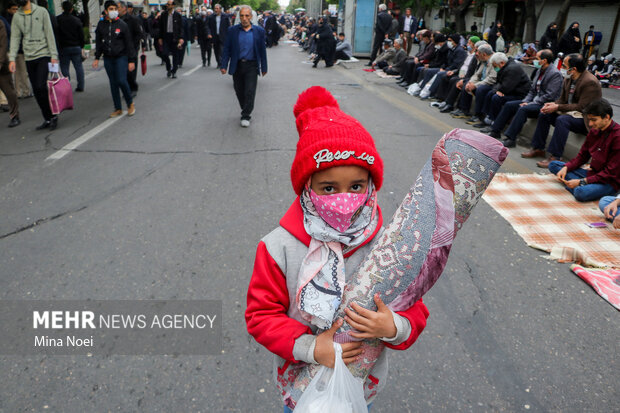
[{"left": 286, "top": 0, "right": 305, "bottom": 14}]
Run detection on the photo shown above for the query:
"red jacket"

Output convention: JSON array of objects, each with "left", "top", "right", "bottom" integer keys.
[{"left": 245, "top": 197, "right": 429, "bottom": 363}]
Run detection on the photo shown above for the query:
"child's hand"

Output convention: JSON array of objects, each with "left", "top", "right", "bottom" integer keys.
[
  {"left": 345, "top": 294, "right": 397, "bottom": 340},
  {"left": 314, "top": 319, "right": 362, "bottom": 368}
]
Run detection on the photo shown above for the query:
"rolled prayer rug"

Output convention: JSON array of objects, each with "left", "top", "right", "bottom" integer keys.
[{"left": 278, "top": 128, "right": 509, "bottom": 407}]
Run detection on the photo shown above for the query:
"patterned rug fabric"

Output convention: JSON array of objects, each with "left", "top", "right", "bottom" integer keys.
[
  {"left": 278, "top": 129, "right": 509, "bottom": 407},
  {"left": 571, "top": 264, "right": 620, "bottom": 310},
  {"left": 482, "top": 173, "right": 620, "bottom": 268}
]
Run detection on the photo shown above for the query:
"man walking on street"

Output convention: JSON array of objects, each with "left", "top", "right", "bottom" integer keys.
[
  {"left": 119, "top": 1, "right": 142, "bottom": 95},
  {"left": 8, "top": 0, "right": 59, "bottom": 130},
  {"left": 208, "top": 3, "right": 230, "bottom": 67},
  {"left": 220, "top": 5, "right": 267, "bottom": 128},
  {"left": 158, "top": 0, "right": 183, "bottom": 78},
  {"left": 0, "top": 14, "right": 19, "bottom": 127},
  {"left": 57, "top": 0, "right": 85, "bottom": 92},
  {"left": 93, "top": 0, "right": 136, "bottom": 118},
  {"left": 194, "top": 6, "right": 212, "bottom": 66}
]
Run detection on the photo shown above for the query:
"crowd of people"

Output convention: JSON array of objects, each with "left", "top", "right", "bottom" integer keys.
[
  {"left": 359, "top": 6, "right": 619, "bottom": 226},
  {"left": 0, "top": 0, "right": 293, "bottom": 129}
]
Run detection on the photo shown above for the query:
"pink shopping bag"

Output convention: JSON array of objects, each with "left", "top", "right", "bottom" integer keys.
[{"left": 47, "top": 73, "right": 73, "bottom": 115}]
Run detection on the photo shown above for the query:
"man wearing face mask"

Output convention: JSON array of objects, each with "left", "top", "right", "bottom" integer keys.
[
  {"left": 93, "top": 0, "right": 136, "bottom": 118},
  {"left": 450, "top": 43, "right": 496, "bottom": 120},
  {"left": 158, "top": 0, "right": 183, "bottom": 78},
  {"left": 522, "top": 54, "right": 601, "bottom": 168},
  {"left": 418, "top": 33, "right": 467, "bottom": 100},
  {"left": 8, "top": 0, "right": 58, "bottom": 130},
  {"left": 396, "top": 30, "right": 432, "bottom": 87},
  {"left": 194, "top": 6, "right": 211, "bottom": 66},
  {"left": 549, "top": 99, "right": 620, "bottom": 202},
  {"left": 479, "top": 49, "right": 561, "bottom": 144}
]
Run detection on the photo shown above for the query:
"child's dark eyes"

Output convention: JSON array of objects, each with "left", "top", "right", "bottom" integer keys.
[
  {"left": 351, "top": 184, "right": 363, "bottom": 192},
  {"left": 323, "top": 186, "right": 335, "bottom": 193}
]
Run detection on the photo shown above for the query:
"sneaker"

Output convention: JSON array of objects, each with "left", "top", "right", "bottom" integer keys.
[
  {"left": 127, "top": 103, "right": 136, "bottom": 117},
  {"left": 472, "top": 122, "right": 487, "bottom": 128},
  {"left": 465, "top": 116, "right": 481, "bottom": 125},
  {"left": 110, "top": 109, "right": 123, "bottom": 118},
  {"left": 437, "top": 102, "right": 447, "bottom": 109},
  {"left": 440, "top": 105, "right": 454, "bottom": 113},
  {"left": 240, "top": 119, "right": 250, "bottom": 127},
  {"left": 450, "top": 110, "right": 469, "bottom": 119},
  {"left": 430, "top": 101, "right": 442, "bottom": 108},
  {"left": 171, "top": 73, "right": 177, "bottom": 78},
  {"left": 480, "top": 126, "right": 493, "bottom": 133}
]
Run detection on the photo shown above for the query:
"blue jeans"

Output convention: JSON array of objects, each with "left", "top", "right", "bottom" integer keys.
[
  {"left": 548, "top": 161, "right": 616, "bottom": 202},
  {"left": 530, "top": 113, "right": 588, "bottom": 157},
  {"left": 59, "top": 46, "right": 85, "bottom": 90},
  {"left": 103, "top": 55, "right": 133, "bottom": 110},
  {"left": 458, "top": 83, "right": 492, "bottom": 116},
  {"left": 599, "top": 196, "right": 620, "bottom": 220},
  {"left": 500, "top": 102, "right": 542, "bottom": 140}
]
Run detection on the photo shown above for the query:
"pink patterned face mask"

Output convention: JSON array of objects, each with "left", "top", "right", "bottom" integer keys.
[{"left": 309, "top": 191, "right": 368, "bottom": 232}]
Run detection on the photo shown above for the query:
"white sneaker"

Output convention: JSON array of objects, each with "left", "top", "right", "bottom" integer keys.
[{"left": 240, "top": 119, "right": 250, "bottom": 127}]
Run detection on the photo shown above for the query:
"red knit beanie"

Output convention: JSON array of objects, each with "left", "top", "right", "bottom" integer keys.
[{"left": 290, "top": 86, "right": 384, "bottom": 195}]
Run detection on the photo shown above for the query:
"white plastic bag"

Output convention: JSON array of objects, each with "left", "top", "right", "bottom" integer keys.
[
  {"left": 419, "top": 74, "right": 437, "bottom": 98},
  {"left": 407, "top": 82, "right": 420, "bottom": 96},
  {"left": 294, "top": 343, "right": 368, "bottom": 413}
]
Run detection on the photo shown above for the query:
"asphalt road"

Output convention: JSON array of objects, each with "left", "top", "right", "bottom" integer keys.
[{"left": 0, "top": 41, "right": 618, "bottom": 412}]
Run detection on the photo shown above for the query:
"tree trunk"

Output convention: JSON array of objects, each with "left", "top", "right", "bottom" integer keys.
[
  {"left": 524, "top": 0, "right": 537, "bottom": 43},
  {"left": 555, "top": 0, "right": 573, "bottom": 35},
  {"left": 453, "top": 0, "right": 473, "bottom": 33},
  {"left": 81, "top": 0, "right": 91, "bottom": 43}
]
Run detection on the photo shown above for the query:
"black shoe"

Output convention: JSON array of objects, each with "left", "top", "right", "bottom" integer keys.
[
  {"left": 75, "top": 87, "right": 84, "bottom": 92},
  {"left": 480, "top": 126, "right": 493, "bottom": 133},
  {"left": 178, "top": 64, "right": 183, "bottom": 69},
  {"left": 439, "top": 105, "right": 453, "bottom": 113},
  {"left": 49, "top": 116, "right": 58, "bottom": 131},
  {"left": 365, "top": 62, "right": 372, "bottom": 66},
  {"left": 8, "top": 117, "right": 20, "bottom": 128},
  {"left": 167, "top": 71, "right": 171, "bottom": 78},
  {"left": 36, "top": 120, "right": 51, "bottom": 130},
  {"left": 202, "top": 62, "right": 206, "bottom": 67},
  {"left": 472, "top": 122, "right": 486, "bottom": 128},
  {"left": 488, "top": 130, "right": 501, "bottom": 140},
  {"left": 502, "top": 138, "right": 516, "bottom": 148},
  {"left": 171, "top": 73, "right": 177, "bottom": 78},
  {"left": 451, "top": 110, "right": 469, "bottom": 119}
]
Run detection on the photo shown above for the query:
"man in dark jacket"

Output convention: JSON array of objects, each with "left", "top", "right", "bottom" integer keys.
[
  {"left": 208, "top": 3, "right": 230, "bottom": 67},
  {"left": 119, "top": 1, "right": 142, "bottom": 94},
  {"left": 523, "top": 53, "right": 602, "bottom": 168},
  {"left": 483, "top": 49, "right": 562, "bottom": 145},
  {"left": 422, "top": 33, "right": 467, "bottom": 99},
  {"left": 367, "top": 3, "right": 392, "bottom": 65},
  {"left": 472, "top": 53, "right": 531, "bottom": 128},
  {"left": 263, "top": 10, "right": 278, "bottom": 48},
  {"left": 398, "top": 8, "right": 416, "bottom": 55},
  {"left": 158, "top": 0, "right": 183, "bottom": 78},
  {"left": 0, "top": 15, "right": 20, "bottom": 127},
  {"left": 194, "top": 6, "right": 211, "bottom": 66},
  {"left": 397, "top": 29, "right": 432, "bottom": 86},
  {"left": 93, "top": 0, "right": 136, "bottom": 117},
  {"left": 435, "top": 37, "right": 482, "bottom": 112},
  {"left": 312, "top": 17, "right": 335, "bottom": 68},
  {"left": 57, "top": 1, "right": 85, "bottom": 92}
]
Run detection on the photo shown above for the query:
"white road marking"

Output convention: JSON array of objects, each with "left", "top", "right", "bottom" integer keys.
[
  {"left": 183, "top": 64, "right": 202, "bottom": 76},
  {"left": 157, "top": 81, "right": 175, "bottom": 92},
  {"left": 45, "top": 115, "right": 126, "bottom": 163}
]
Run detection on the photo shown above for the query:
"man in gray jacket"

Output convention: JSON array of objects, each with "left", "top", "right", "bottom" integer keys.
[
  {"left": 9, "top": 0, "right": 58, "bottom": 130},
  {"left": 335, "top": 32, "right": 352, "bottom": 61},
  {"left": 482, "top": 49, "right": 562, "bottom": 145}
]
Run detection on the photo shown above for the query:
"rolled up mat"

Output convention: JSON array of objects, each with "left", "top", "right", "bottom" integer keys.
[{"left": 278, "top": 129, "right": 509, "bottom": 407}]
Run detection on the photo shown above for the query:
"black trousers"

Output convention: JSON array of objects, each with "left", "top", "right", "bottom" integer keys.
[
  {"left": 335, "top": 50, "right": 350, "bottom": 61},
  {"left": 25, "top": 56, "right": 53, "bottom": 121},
  {"left": 233, "top": 60, "right": 258, "bottom": 120},
  {"left": 162, "top": 33, "right": 180, "bottom": 74},
  {"left": 434, "top": 72, "right": 457, "bottom": 101},
  {"left": 369, "top": 32, "right": 384, "bottom": 62},
  {"left": 212, "top": 35, "right": 222, "bottom": 65},
  {"left": 199, "top": 39, "right": 212, "bottom": 64},
  {"left": 444, "top": 77, "right": 467, "bottom": 106}
]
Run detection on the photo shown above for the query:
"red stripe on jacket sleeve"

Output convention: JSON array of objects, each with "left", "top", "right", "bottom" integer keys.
[
  {"left": 384, "top": 299, "right": 429, "bottom": 350},
  {"left": 245, "top": 241, "right": 313, "bottom": 362}
]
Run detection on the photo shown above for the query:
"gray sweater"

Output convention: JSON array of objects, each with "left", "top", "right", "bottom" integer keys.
[
  {"left": 9, "top": 3, "right": 58, "bottom": 61},
  {"left": 336, "top": 39, "right": 352, "bottom": 57}
]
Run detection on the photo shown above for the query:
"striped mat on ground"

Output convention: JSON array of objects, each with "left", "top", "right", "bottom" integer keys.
[
  {"left": 571, "top": 264, "right": 620, "bottom": 310},
  {"left": 482, "top": 173, "right": 620, "bottom": 268}
]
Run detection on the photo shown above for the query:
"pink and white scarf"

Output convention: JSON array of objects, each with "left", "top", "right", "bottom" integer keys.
[{"left": 296, "top": 182, "right": 379, "bottom": 329}]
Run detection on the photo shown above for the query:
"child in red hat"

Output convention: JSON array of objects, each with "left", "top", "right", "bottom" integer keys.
[{"left": 245, "top": 86, "right": 429, "bottom": 411}]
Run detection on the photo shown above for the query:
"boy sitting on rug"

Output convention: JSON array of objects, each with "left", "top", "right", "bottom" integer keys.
[
  {"left": 550, "top": 99, "right": 620, "bottom": 202},
  {"left": 245, "top": 86, "right": 429, "bottom": 412},
  {"left": 599, "top": 194, "right": 620, "bottom": 229}
]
